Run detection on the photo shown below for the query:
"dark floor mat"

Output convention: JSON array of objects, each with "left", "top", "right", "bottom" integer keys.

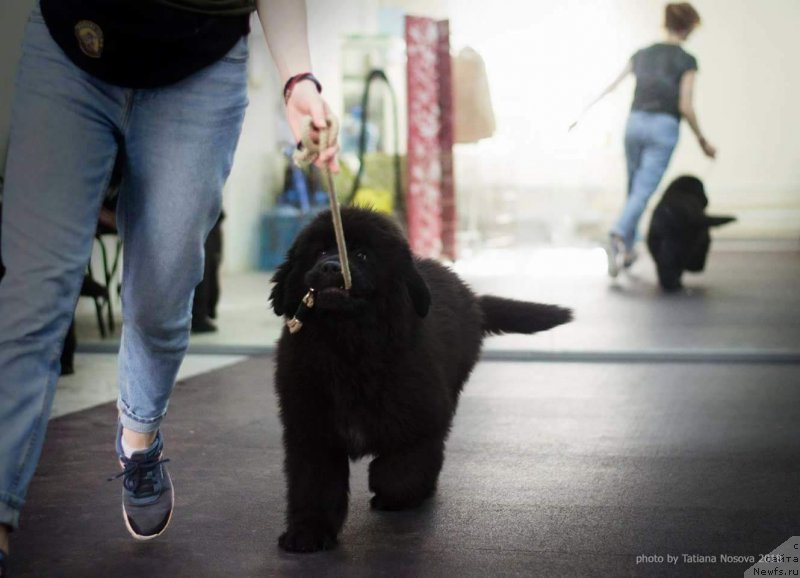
[{"left": 11, "top": 357, "right": 800, "bottom": 577}]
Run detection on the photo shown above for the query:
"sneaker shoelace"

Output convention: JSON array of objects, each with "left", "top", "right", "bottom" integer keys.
[{"left": 108, "top": 455, "right": 171, "bottom": 498}]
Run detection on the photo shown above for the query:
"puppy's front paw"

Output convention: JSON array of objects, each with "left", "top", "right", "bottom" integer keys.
[{"left": 278, "top": 525, "right": 337, "bottom": 553}]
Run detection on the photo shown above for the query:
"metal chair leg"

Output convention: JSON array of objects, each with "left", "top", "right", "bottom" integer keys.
[
  {"left": 86, "top": 263, "right": 108, "bottom": 339},
  {"left": 96, "top": 236, "right": 116, "bottom": 333}
]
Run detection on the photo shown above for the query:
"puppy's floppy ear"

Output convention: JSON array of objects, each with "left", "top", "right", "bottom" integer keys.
[
  {"left": 269, "top": 256, "right": 293, "bottom": 316},
  {"left": 404, "top": 257, "right": 431, "bottom": 318}
]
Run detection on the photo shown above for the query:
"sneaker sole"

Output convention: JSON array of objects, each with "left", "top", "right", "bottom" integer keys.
[{"left": 121, "top": 469, "right": 175, "bottom": 541}]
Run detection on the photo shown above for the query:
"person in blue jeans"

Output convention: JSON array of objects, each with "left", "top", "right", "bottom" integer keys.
[
  {"left": 0, "top": 0, "right": 338, "bottom": 567},
  {"left": 572, "top": 2, "right": 717, "bottom": 277}
]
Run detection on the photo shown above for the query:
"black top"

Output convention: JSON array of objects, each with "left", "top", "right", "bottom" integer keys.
[
  {"left": 631, "top": 43, "right": 698, "bottom": 119},
  {"left": 155, "top": 0, "right": 257, "bottom": 15},
  {"left": 41, "top": 0, "right": 251, "bottom": 89}
]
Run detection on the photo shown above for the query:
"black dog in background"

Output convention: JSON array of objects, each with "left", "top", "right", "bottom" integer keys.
[
  {"left": 269, "top": 208, "right": 572, "bottom": 553},
  {"left": 647, "top": 175, "right": 735, "bottom": 291}
]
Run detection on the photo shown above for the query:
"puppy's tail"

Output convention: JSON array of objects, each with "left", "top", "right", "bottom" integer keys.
[
  {"left": 479, "top": 295, "right": 572, "bottom": 336},
  {"left": 705, "top": 214, "right": 736, "bottom": 228}
]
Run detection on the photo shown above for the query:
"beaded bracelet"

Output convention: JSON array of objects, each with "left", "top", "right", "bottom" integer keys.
[{"left": 283, "top": 72, "right": 322, "bottom": 105}]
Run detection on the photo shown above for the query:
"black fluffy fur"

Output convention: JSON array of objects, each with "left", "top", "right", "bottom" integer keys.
[
  {"left": 647, "top": 175, "right": 735, "bottom": 292},
  {"left": 269, "top": 208, "right": 572, "bottom": 553}
]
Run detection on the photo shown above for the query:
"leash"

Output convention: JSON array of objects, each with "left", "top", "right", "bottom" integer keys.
[{"left": 287, "top": 116, "right": 349, "bottom": 334}]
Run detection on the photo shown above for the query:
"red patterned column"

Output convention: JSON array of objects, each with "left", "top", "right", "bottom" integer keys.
[
  {"left": 437, "top": 19, "right": 456, "bottom": 260},
  {"left": 405, "top": 15, "right": 443, "bottom": 258}
]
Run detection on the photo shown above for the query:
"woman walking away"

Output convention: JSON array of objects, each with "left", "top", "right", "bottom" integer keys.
[{"left": 572, "top": 2, "right": 717, "bottom": 277}]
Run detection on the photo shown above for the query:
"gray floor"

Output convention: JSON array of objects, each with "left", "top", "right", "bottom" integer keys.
[
  {"left": 74, "top": 247, "right": 800, "bottom": 357},
  {"left": 458, "top": 247, "right": 800, "bottom": 355},
  {"left": 60, "top": 247, "right": 800, "bottom": 423},
  {"left": 51, "top": 354, "right": 245, "bottom": 419},
  {"left": 11, "top": 358, "right": 800, "bottom": 577},
  {"left": 11, "top": 246, "right": 800, "bottom": 576}
]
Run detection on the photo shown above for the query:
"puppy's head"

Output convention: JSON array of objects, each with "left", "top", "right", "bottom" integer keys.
[
  {"left": 269, "top": 208, "right": 430, "bottom": 320},
  {"left": 662, "top": 175, "right": 708, "bottom": 208}
]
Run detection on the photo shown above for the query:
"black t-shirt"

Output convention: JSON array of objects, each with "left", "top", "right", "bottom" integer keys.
[
  {"left": 631, "top": 43, "right": 698, "bottom": 119},
  {"left": 155, "top": 0, "right": 256, "bottom": 15},
  {"left": 41, "top": 0, "right": 251, "bottom": 89}
]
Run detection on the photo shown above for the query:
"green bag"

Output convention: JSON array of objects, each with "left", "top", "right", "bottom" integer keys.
[{"left": 346, "top": 69, "right": 404, "bottom": 217}]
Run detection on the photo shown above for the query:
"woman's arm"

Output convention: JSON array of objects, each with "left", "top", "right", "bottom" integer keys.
[
  {"left": 679, "top": 70, "right": 716, "bottom": 159},
  {"left": 256, "top": 0, "right": 311, "bottom": 86},
  {"left": 569, "top": 60, "right": 632, "bottom": 131},
  {"left": 256, "top": 0, "right": 338, "bottom": 169}
]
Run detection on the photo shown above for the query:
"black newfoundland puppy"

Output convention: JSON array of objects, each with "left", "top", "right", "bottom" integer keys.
[
  {"left": 647, "top": 175, "right": 735, "bottom": 292},
  {"left": 269, "top": 208, "right": 572, "bottom": 553}
]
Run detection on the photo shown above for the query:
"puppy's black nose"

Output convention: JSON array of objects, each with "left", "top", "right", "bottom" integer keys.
[{"left": 319, "top": 257, "right": 341, "bottom": 274}]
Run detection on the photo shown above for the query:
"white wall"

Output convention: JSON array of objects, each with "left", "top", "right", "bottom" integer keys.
[
  {"left": 381, "top": 0, "right": 448, "bottom": 19},
  {"left": 222, "top": 0, "right": 383, "bottom": 271},
  {"left": 219, "top": 0, "right": 450, "bottom": 270},
  {"left": 450, "top": 0, "right": 800, "bottom": 240},
  {"left": 220, "top": 21, "right": 282, "bottom": 273}
]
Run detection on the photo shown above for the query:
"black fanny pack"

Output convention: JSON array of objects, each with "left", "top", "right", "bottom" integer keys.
[{"left": 40, "top": 0, "right": 250, "bottom": 89}]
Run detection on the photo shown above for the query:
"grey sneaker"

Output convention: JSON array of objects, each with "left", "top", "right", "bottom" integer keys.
[
  {"left": 109, "top": 425, "right": 174, "bottom": 540},
  {"left": 607, "top": 234, "right": 625, "bottom": 278},
  {"left": 623, "top": 248, "right": 638, "bottom": 269}
]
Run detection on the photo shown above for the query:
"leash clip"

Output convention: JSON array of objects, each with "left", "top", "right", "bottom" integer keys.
[{"left": 287, "top": 289, "right": 316, "bottom": 334}]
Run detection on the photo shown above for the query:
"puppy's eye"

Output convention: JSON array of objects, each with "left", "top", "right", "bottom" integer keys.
[
  {"left": 319, "top": 249, "right": 328, "bottom": 257},
  {"left": 355, "top": 250, "right": 367, "bottom": 261}
]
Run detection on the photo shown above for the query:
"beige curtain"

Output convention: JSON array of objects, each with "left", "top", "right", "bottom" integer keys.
[{"left": 453, "top": 47, "right": 496, "bottom": 144}]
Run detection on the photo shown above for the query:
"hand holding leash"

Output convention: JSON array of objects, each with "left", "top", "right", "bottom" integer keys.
[
  {"left": 293, "top": 115, "right": 351, "bottom": 291},
  {"left": 287, "top": 116, "right": 350, "bottom": 335}
]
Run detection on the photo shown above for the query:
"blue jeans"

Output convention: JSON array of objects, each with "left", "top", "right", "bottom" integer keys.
[
  {"left": 612, "top": 110, "right": 680, "bottom": 250},
  {"left": 0, "top": 5, "right": 248, "bottom": 529}
]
